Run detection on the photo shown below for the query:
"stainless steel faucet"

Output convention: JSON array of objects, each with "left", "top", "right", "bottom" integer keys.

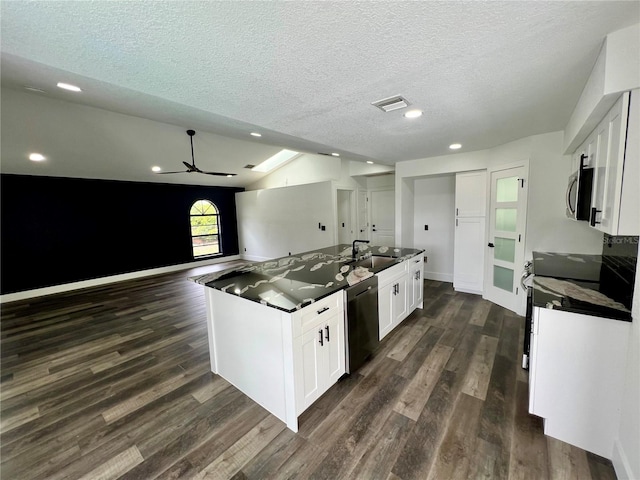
[{"left": 352, "top": 239, "right": 370, "bottom": 259}]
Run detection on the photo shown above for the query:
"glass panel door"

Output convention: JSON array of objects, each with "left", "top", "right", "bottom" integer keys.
[{"left": 485, "top": 166, "right": 528, "bottom": 314}]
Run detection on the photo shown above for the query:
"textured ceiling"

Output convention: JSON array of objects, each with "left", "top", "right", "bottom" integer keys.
[{"left": 1, "top": 1, "right": 639, "bottom": 185}]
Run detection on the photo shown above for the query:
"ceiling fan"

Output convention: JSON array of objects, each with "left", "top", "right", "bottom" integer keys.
[{"left": 155, "top": 129, "right": 236, "bottom": 177}]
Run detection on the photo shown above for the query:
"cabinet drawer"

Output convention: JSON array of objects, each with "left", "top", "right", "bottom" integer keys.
[
  {"left": 377, "top": 260, "right": 408, "bottom": 286},
  {"left": 292, "top": 291, "right": 344, "bottom": 338}
]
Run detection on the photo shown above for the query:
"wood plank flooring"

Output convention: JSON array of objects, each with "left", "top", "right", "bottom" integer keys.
[{"left": 0, "top": 263, "right": 618, "bottom": 479}]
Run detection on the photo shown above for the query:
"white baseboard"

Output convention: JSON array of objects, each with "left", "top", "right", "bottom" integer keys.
[
  {"left": 424, "top": 271, "right": 453, "bottom": 283},
  {"left": 0, "top": 255, "right": 241, "bottom": 304},
  {"left": 612, "top": 438, "right": 636, "bottom": 480},
  {"left": 241, "top": 254, "right": 276, "bottom": 262},
  {"left": 454, "top": 286, "right": 483, "bottom": 296}
]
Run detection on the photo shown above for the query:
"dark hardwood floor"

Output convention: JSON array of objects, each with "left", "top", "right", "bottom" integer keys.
[{"left": 0, "top": 263, "right": 617, "bottom": 479}]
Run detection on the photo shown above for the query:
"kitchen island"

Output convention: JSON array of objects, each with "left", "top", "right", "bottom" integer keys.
[{"left": 190, "top": 244, "right": 425, "bottom": 431}]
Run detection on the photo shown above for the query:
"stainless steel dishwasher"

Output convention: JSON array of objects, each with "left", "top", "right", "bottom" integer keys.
[{"left": 344, "top": 275, "right": 379, "bottom": 374}]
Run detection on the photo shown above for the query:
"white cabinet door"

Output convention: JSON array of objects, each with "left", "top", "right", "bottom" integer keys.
[
  {"left": 455, "top": 171, "right": 487, "bottom": 217},
  {"left": 528, "top": 307, "right": 630, "bottom": 458},
  {"left": 295, "top": 324, "right": 324, "bottom": 413},
  {"left": 453, "top": 216, "right": 486, "bottom": 294},
  {"left": 378, "top": 280, "right": 395, "bottom": 340},
  {"left": 589, "top": 91, "right": 638, "bottom": 235},
  {"left": 408, "top": 255, "right": 424, "bottom": 311},
  {"left": 325, "top": 312, "right": 346, "bottom": 386},
  {"left": 392, "top": 276, "right": 409, "bottom": 325},
  {"left": 294, "top": 307, "right": 346, "bottom": 414}
]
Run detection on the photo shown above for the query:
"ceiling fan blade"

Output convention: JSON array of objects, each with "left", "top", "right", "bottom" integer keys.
[
  {"left": 155, "top": 170, "right": 191, "bottom": 174},
  {"left": 182, "top": 161, "right": 194, "bottom": 170},
  {"left": 200, "top": 171, "right": 237, "bottom": 176}
]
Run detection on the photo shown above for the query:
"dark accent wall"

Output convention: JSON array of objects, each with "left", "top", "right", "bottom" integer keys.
[{"left": 1, "top": 174, "right": 243, "bottom": 294}]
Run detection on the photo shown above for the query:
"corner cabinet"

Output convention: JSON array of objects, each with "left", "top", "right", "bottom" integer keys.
[
  {"left": 454, "top": 171, "right": 487, "bottom": 295},
  {"left": 586, "top": 90, "right": 639, "bottom": 235},
  {"left": 528, "top": 307, "right": 629, "bottom": 458}
]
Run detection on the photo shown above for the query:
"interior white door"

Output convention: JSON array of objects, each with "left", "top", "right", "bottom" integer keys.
[
  {"left": 357, "top": 190, "right": 369, "bottom": 240},
  {"left": 485, "top": 166, "right": 528, "bottom": 314},
  {"left": 337, "top": 190, "right": 352, "bottom": 244},
  {"left": 370, "top": 189, "right": 395, "bottom": 246}
]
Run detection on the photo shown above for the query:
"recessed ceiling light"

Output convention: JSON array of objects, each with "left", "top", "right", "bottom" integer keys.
[
  {"left": 404, "top": 109, "right": 423, "bottom": 119},
  {"left": 250, "top": 132, "right": 262, "bottom": 137},
  {"left": 449, "top": 143, "right": 462, "bottom": 150},
  {"left": 331, "top": 153, "right": 340, "bottom": 157},
  {"left": 226, "top": 174, "right": 234, "bottom": 177},
  {"left": 152, "top": 166, "right": 161, "bottom": 172},
  {"left": 56, "top": 82, "right": 82, "bottom": 92},
  {"left": 24, "top": 85, "right": 46, "bottom": 93},
  {"left": 29, "top": 153, "right": 46, "bottom": 162},
  {"left": 366, "top": 161, "right": 374, "bottom": 164}
]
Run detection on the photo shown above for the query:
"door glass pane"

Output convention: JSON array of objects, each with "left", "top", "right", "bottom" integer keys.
[
  {"left": 496, "top": 177, "right": 519, "bottom": 202},
  {"left": 495, "top": 208, "right": 517, "bottom": 232},
  {"left": 494, "top": 237, "right": 516, "bottom": 262},
  {"left": 493, "top": 266, "right": 514, "bottom": 292}
]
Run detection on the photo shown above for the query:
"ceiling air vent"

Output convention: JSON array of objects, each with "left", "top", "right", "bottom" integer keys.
[
  {"left": 244, "top": 164, "right": 256, "bottom": 169},
  {"left": 371, "top": 95, "right": 409, "bottom": 112}
]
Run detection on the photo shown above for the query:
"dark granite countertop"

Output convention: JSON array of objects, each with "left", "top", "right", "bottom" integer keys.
[
  {"left": 189, "top": 244, "right": 424, "bottom": 313},
  {"left": 532, "top": 252, "right": 634, "bottom": 321}
]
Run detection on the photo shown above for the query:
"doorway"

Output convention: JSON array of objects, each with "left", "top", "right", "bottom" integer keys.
[
  {"left": 337, "top": 189, "right": 354, "bottom": 245},
  {"left": 370, "top": 189, "right": 395, "bottom": 246},
  {"left": 484, "top": 164, "right": 528, "bottom": 315}
]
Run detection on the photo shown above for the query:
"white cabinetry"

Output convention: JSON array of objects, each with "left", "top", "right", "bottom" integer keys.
[
  {"left": 378, "top": 260, "right": 408, "bottom": 340},
  {"left": 454, "top": 171, "right": 487, "bottom": 295},
  {"left": 204, "top": 288, "right": 345, "bottom": 432},
  {"left": 528, "top": 307, "right": 630, "bottom": 458},
  {"left": 587, "top": 90, "right": 639, "bottom": 235},
  {"left": 408, "top": 253, "right": 425, "bottom": 312},
  {"left": 293, "top": 302, "right": 345, "bottom": 414}
]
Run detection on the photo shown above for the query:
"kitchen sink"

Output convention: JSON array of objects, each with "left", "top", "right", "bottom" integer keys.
[{"left": 354, "top": 255, "right": 397, "bottom": 269}]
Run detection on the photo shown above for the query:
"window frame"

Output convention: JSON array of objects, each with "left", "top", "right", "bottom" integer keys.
[{"left": 189, "top": 199, "right": 222, "bottom": 258}]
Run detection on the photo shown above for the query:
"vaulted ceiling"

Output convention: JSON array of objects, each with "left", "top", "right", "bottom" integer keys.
[{"left": 1, "top": 1, "right": 638, "bottom": 186}]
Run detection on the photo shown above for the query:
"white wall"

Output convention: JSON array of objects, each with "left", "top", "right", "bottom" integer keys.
[
  {"left": 245, "top": 154, "right": 382, "bottom": 191},
  {"left": 236, "top": 181, "right": 336, "bottom": 261},
  {"left": 413, "top": 175, "right": 455, "bottom": 282},
  {"left": 396, "top": 131, "right": 604, "bottom": 259},
  {"left": 614, "top": 264, "right": 640, "bottom": 479}
]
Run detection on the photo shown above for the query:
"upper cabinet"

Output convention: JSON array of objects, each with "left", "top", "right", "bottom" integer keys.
[
  {"left": 587, "top": 90, "right": 639, "bottom": 236},
  {"left": 455, "top": 171, "right": 487, "bottom": 217}
]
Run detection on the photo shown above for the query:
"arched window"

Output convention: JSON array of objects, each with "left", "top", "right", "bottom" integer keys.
[{"left": 190, "top": 200, "right": 221, "bottom": 258}]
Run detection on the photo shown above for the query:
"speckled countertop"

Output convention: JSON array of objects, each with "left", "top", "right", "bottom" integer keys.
[
  {"left": 189, "top": 244, "right": 424, "bottom": 313},
  {"left": 532, "top": 252, "right": 635, "bottom": 321}
]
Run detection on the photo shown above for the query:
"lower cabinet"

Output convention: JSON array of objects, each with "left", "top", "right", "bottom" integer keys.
[
  {"left": 293, "top": 305, "right": 345, "bottom": 414},
  {"left": 528, "top": 307, "right": 629, "bottom": 458},
  {"left": 378, "top": 254, "right": 424, "bottom": 341},
  {"left": 453, "top": 216, "right": 485, "bottom": 294},
  {"left": 408, "top": 254, "right": 425, "bottom": 311}
]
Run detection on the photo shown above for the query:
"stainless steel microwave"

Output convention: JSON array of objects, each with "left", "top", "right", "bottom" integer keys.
[{"left": 566, "top": 154, "right": 594, "bottom": 221}]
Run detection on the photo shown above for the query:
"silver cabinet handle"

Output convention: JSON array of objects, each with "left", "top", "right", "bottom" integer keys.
[
  {"left": 318, "top": 330, "right": 324, "bottom": 346},
  {"left": 317, "top": 306, "right": 329, "bottom": 315},
  {"left": 325, "top": 325, "right": 330, "bottom": 342}
]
